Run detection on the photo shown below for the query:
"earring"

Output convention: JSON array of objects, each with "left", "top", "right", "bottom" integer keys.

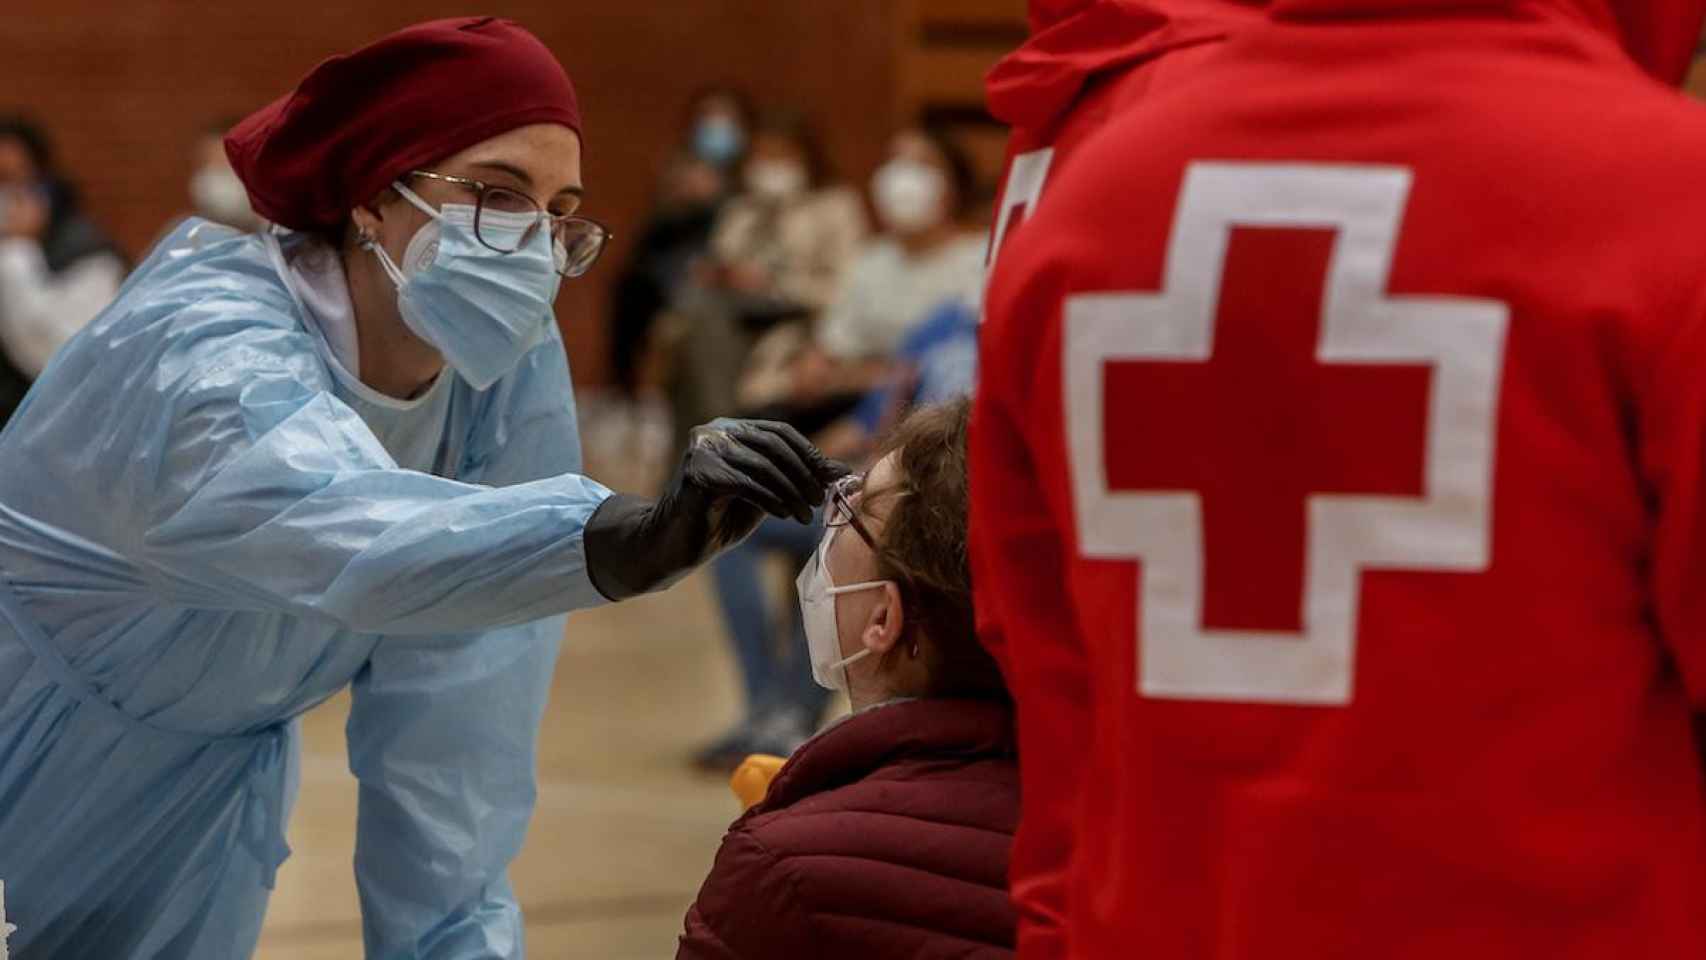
[{"left": 909, "top": 641, "right": 920, "bottom": 659}]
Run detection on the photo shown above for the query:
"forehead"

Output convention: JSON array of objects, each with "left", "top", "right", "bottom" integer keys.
[
  {"left": 438, "top": 123, "right": 583, "bottom": 190},
  {"left": 857, "top": 452, "right": 903, "bottom": 524},
  {"left": 750, "top": 130, "right": 802, "bottom": 155},
  {"left": 697, "top": 94, "right": 744, "bottom": 118},
  {"left": 890, "top": 130, "right": 941, "bottom": 164}
]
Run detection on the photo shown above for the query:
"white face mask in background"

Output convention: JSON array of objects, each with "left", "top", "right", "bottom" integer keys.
[
  {"left": 746, "top": 160, "right": 808, "bottom": 202},
  {"left": 871, "top": 159, "right": 949, "bottom": 235},
  {"left": 190, "top": 166, "right": 256, "bottom": 228},
  {"left": 796, "top": 525, "right": 892, "bottom": 692}
]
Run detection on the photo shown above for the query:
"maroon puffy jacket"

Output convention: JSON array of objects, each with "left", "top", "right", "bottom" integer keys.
[{"left": 677, "top": 698, "right": 1019, "bottom": 959}]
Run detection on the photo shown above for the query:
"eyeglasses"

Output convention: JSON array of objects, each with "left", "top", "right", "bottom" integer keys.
[
  {"left": 406, "top": 170, "right": 613, "bottom": 278},
  {"left": 825, "top": 473, "right": 879, "bottom": 552}
]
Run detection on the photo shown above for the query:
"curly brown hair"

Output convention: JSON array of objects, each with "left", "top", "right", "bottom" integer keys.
[{"left": 861, "top": 396, "right": 1008, "bottom": 701}]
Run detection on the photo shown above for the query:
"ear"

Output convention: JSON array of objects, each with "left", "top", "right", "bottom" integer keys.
[
  {"left": 859, "top": 582, "right": 906, "bottom": 657},
  {"left": 349, "top": 203, "right": 383, "bottom": 241},
  {"left": 350, "top": 187, "right": 403, "bottom": 241}
]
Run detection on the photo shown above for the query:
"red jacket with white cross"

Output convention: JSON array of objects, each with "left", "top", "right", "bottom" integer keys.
[{"left": 972, "top": 0, "right": 1706, "bottom": 956}]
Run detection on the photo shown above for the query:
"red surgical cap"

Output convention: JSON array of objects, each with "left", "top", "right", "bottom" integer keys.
[{"left": 226, "top": 16, "right": 582, "bottom": 232}]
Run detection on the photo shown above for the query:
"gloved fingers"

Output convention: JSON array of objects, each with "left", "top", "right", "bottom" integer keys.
[
  {"left": 718, "top": 469, "right": 807, "bottom": 522},
  {"left": 730, "top": 423, "right": 827, "bottom": 509},
  {"left": 717, "top": 443, "right": 815, "bottom": 522},
  {"left": 745, "top": 419, "right": 850, "bottom": 485},
  {"left": 689, "top": 422, "right": 737, "bottom": 457}
]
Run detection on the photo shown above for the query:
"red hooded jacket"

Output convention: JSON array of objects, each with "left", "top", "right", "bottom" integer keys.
[
  {"left": 976, "top": 3, "right": 1261, "bottom": 957},
  {"left": 974, "top": 0, "right": 1706, "bottom": 956}
]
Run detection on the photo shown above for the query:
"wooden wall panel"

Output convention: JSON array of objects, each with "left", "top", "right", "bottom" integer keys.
[
  {"left": 0, "top": 1, "right": 909, "bottom": 385},
  {"left": 918, "top": 0, "right": 1026, "bottom": 25}
]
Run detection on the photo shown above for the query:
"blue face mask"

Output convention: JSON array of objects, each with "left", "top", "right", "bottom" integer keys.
[
  {"left": 692, "top": 117, "right": 745, "bottom": 167},
  {"left": 366, "top": 182, "right": 563, "bottom": 391}
]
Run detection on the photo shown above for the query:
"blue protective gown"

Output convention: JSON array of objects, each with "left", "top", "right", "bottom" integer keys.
[{"left": 0, "top": 220, "right": 614, "bottom": 958}]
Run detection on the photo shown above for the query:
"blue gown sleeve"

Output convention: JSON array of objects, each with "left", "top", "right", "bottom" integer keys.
[
  {"left": 345, "top": 332, "right": 593, "bottom": 959},
  {"left": 131, "top": 332, "right": 614, "bottom": 635}
]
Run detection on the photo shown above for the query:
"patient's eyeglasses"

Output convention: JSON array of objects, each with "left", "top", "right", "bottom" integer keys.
[{"left": 825, "top": 473, "right": 878, "bottom": 552}]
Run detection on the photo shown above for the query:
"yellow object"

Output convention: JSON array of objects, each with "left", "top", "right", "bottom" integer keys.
[{"left": 730, "top": 754, "right": 787, "bottom": 811}]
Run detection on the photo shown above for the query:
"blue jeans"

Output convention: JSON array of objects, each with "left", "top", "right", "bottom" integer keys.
[{"left": 710, "top": 514, "right": 830, "bottom": 728}]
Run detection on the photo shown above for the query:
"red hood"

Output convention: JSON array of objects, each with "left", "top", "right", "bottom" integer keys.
[
  {"left": 1004, "top": 0, "right": 1706, "bottom": 134},
  {"left": 991, "top": 0, "right": 1265, "bottom": 131},
  {"left": 1268, "top": 0, "right": 1706, "bottom": 85}
]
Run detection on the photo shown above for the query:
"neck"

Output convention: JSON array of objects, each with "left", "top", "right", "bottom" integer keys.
[
  {"left": 847, "top": 684, "right": 890, "bottom": 713},
  {"left": 848, "top": 661, "right": 926, "bottom": 713},
  {"left": 341, "top": 240, "right": 446, "bottom": 399}
]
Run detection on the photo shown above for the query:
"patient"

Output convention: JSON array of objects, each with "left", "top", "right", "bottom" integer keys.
[{"left": 678, "top": 397, "right": 1018, "bottom": 960}]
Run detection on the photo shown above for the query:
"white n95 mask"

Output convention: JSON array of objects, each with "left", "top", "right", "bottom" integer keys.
[
  {"left": 366, "top": 181, "right": 562, "bottom": 390},
  {"left": 796, "top": 525, "right": 891, "bottom": 692},
  {"left": 871, "top": 159, "right": 948, "bottom": 235}
]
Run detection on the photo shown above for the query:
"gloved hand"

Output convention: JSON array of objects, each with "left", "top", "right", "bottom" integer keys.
[{"left": 585, "top": 418, "right": 849, "bottom": 601}]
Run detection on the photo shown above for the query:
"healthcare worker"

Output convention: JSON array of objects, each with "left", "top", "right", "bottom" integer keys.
[{"left": 0, "top": 17, "right": 842, "bottom": 960}]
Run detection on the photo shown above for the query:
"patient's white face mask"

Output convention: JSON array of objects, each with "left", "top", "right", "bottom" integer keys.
[{"left": 796, "top": 524, "right": 890, "bottom": 692}]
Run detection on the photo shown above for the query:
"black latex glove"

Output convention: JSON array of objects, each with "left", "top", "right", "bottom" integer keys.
[{"left": 585, "top": 418, "right": 850, "bottom": 601}]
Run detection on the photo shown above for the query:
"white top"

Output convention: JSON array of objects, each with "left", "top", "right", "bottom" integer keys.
[
  {"left": 0, "top": 237, "right": 125, "bottom": 377},
  {"left": 817, "top": 233, "right": 986, "bottom": 360},
  {"left": 282, "top": 235, "right": 363, "bottom": 374}
]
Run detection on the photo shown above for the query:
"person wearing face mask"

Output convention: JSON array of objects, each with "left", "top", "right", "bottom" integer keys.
[
  {"left": 0, "top": 115, "right": 126, "bottom": 429},
  {"left": 806, "top": 125, "right": 985, "bottom": 400},
  {"left": 606, "top": 87, "right": 754, "bottom": 416},
  {"left": 688, "top": 88, "right": 752, "bottom": 175},
  {"left": 0, "top": 19, "right": 845, "bottom": 960},
  {"left": 677, "top": 398, "right": 1019, "bottom": 960},
  {"left": 713, "top": 111, "right": 867, "bottom": 327},
  {"left": 667, "top": 111, "right": 868, "bottom": 460}
]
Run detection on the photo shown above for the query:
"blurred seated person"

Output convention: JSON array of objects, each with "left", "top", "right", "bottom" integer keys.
[
  {"left": 665, "top": 110, "right": 866, "bottom": 457},
  {"left": 708, "top": 110, "right": 866, "bottom": 322},
  {"left": 801, "top": 125, "right": 984, "bottom": 400},
  {"left": 737, "top": 125, "right": 985, "bottom": 461},
  {"left": 0, "top": 115, "right": 125, "bottom": 428},
  {"left": 608, "top": 86, "right": 753, "bottom": 402},
  {"left": 679, "top": 398, "right": 1018, "bottom": 960}
]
